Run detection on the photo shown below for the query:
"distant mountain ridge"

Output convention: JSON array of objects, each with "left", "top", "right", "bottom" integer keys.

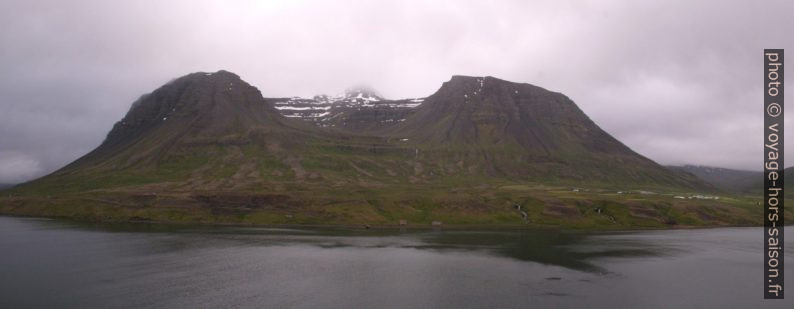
[
  {"left": 269, "top": 86, "right": 422, "bottom": 130},
  {"left": 668, "top": 165, "right": 760, "bottom": 193}
]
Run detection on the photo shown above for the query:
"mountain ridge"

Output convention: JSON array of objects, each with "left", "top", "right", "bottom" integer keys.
[{"left": 667, "top": 165, "right": 761, "bottom": 193}]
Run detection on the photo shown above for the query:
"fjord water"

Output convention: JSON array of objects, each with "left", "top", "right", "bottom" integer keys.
[{"left": 0, "top": 216, "right": 791, "bottom": 308}]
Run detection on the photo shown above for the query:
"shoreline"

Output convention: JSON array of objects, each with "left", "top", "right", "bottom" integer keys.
[{"left": 0, "top": 213, "right": 768, "bottom": 233}]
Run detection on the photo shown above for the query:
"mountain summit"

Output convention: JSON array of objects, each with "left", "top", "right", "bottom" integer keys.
[
  {"left": 103, "top": 71, "right": 283, "bottom": 146},
  {"left": 342, "top": 85, "right": 383, "bottom": 102}
]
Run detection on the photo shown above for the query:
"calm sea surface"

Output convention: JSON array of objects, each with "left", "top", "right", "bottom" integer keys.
[{"left": 0, "top": 216, "right": 792, "bottom": 308}]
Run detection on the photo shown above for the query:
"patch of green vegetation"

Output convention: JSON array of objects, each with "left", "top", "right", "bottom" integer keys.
[{"left": 0, "top": 135, "right": 777, "bottom": 230}]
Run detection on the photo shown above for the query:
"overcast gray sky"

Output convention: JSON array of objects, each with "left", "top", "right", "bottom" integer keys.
[{"left": 0, "top": 0, "right": 792, "bottom": 183}]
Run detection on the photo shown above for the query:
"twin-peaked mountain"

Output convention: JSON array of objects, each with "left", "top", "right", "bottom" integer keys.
[{"left": 33, "top": 70, "right": 706, "bottom": 195}]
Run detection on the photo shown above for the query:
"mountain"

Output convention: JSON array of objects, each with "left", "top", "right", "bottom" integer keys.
[
  {"left": 383, "top": 75, "right": 706, "bottom": 187},
  {"left": 36, "top": 70, "right": 333, "bottom": 193},
  {"left": 750, "top": 166, "right": 794, "bottom": 194},
  {"left": 4, "top": 71, "right": 756, "bottom": 228},
  {"left": 669, "top": 165, "right": 794, "bottom": 194},
  {"left": 56, "top": 71, "right": 311, "bottom": 171},
  {"left": 668, "top": 165, "right": 761, "bottom": 193}
]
